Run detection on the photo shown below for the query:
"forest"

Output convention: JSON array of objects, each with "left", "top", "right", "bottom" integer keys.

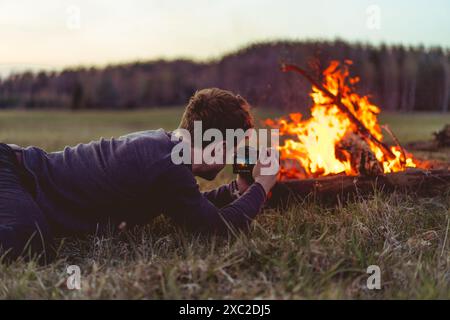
[{"left": 0, "top": 40, "right": 449, "bottom": 112}]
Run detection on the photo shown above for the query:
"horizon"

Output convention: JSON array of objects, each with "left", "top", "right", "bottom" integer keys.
[
  {"left": 2, "top": 38, "right": 448, "bottom": 77},
  {"left": 1, "top": 0, "right": 450, "bottom": 78}
]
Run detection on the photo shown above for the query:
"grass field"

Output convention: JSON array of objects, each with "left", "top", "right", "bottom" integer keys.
[{"left": 0, "top": 109, "right": 449, "bottom": 299}]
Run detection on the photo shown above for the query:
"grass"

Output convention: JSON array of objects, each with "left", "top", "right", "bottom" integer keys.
[
  {"left": 0, "top": 108, "right": 449, "bottom": 299},
  {"left": 378, "top": 112, "right": 450, "bottom": 143}
]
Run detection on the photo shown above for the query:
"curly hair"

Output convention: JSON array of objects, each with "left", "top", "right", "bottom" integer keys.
[{"left": 179, "top": 88, "right": 254, "bottom": 146}]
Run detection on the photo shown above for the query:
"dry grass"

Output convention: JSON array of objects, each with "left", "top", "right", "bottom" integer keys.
[
  {"left": 1, "top": 191, "right": 449, "bottom": 299},
  {"left": 0, "top": 109, "right": 449, "bottom": 299}
]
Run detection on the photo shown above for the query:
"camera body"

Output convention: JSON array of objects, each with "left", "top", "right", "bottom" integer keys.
[{"left": 233, "top": 146, "right": 258, "bottom": 183}]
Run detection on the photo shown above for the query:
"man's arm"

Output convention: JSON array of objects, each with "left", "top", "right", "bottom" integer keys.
[
  {"left": 202, "top": 180, "right": 240, "bottom": 208},
  {"left": 159, "top": 164, "right": 266, "bottom": 234}
]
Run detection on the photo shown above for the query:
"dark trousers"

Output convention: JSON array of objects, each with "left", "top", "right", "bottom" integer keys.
[{"left": 0, "top": 143, "right": 53, "bottom": 263}]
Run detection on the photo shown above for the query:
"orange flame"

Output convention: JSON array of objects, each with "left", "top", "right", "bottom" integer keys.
[{"left": 265, "top": 60, "right": 416, "bottom": 180}]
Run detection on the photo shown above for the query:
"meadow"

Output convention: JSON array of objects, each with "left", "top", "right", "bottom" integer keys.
[{"left": 0, "top": 108, "right": 449, "bottom": 299}]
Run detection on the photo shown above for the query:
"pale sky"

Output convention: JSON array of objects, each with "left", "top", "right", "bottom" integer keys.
[{"left": 1, "top": 0, "right": 449, "bottom": 76}]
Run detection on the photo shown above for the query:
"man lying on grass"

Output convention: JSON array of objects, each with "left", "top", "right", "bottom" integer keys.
[{"left": 0, "top": 88, "right": 278, "bottom": 262}]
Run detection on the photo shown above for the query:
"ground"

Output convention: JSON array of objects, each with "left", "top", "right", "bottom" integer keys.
[{"left": 0, "top": 109, "right": 449, "bottom": 299}]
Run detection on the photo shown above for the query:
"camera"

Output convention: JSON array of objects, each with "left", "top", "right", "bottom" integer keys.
[{"left": 233, "top": 146, "right": 258, "bottom": 182}]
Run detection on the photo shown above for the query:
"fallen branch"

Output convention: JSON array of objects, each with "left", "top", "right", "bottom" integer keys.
[
  {"left": 267, "top": 169, "right": 450, "bottom": 207},
  {"left": 381, "top": 124, "right": 406, "bottom": 166}
]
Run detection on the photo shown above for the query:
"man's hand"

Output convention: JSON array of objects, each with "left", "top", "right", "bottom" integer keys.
[
  {"left": 236, "top": 174, "right": 251, "bottom": 194},
  {"left": 252, "top": 147, "right": 279, "bottom": 195}
]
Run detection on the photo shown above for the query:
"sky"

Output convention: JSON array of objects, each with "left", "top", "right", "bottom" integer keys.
[{"left": 0, "top": 0, "right": 449, "bottom": 76}]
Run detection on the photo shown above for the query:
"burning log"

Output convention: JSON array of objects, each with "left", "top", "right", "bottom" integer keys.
[
  {"left": 338, "top": 133, "right": 383, "bottom": 176},
  {"left": 263, "top": 61, "right": 450, "bottom": 208},
  {"left": 265, "top": 60, "right": 417, "bottom": 180},
  {"left": 281, "top": 63, "right": 396, "bottom": 159},
  {"left": 267, "top": 169, "right": 450, "bottom": 207}
]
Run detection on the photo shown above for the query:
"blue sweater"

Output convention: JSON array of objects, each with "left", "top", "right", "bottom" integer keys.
[{"left": 17, "top": 129, "right": 266, "bottom": 236}]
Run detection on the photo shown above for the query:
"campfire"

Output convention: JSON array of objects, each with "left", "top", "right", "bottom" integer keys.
[
  {"left": 265, "top": 60, "right": 417, "bottom": 180},
  {"left": 264, "top": 61, "right": 450, "bottom": 205}
]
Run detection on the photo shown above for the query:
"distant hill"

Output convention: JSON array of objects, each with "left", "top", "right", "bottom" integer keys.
[{"left": 0, "top": 40, "right": 448, "bottom": 112}]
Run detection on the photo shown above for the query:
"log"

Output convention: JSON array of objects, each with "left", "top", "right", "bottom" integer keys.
[
  {"left": 267, "top": 169, "right": 450, "bottom": 207},
  {"left": 281, "top": 63, "right": 397, "bottom": 159},
  {"left": 405, "top": 140, "right": 440, "bottom": 152}
]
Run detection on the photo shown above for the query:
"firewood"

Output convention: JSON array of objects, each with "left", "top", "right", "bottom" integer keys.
[
  {"left": 405, "top": 140, "right": 440, "bottom": 152},
  {"left": 267, "top": 169, "right": 450, "bottom": 207},
  {"left": 281, "top": 63, "right": 396, "bottom": 159},
  {"left": 434, "top": 124, "right": 450, "bottom": 147},
  {"left": 338, "top": 133, "right": 383, "bottom": 176}
]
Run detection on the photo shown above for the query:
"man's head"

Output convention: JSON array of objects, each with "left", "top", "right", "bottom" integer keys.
[{"left": 179, "top": 88, "right": 254, "bottom": 180}]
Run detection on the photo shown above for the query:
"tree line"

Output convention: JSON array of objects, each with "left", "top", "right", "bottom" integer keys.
[{"left": 0, "top": 40, "right": 449, "bottom": 112}]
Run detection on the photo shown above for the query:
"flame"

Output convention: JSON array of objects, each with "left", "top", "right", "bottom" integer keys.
[{"left": 265, "top": 60, "right": 416, "bottom": 180}]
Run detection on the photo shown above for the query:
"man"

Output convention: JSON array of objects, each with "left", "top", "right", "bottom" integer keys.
[{"left": 0, "top": 88, "right": 278, "bottom": 262}]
